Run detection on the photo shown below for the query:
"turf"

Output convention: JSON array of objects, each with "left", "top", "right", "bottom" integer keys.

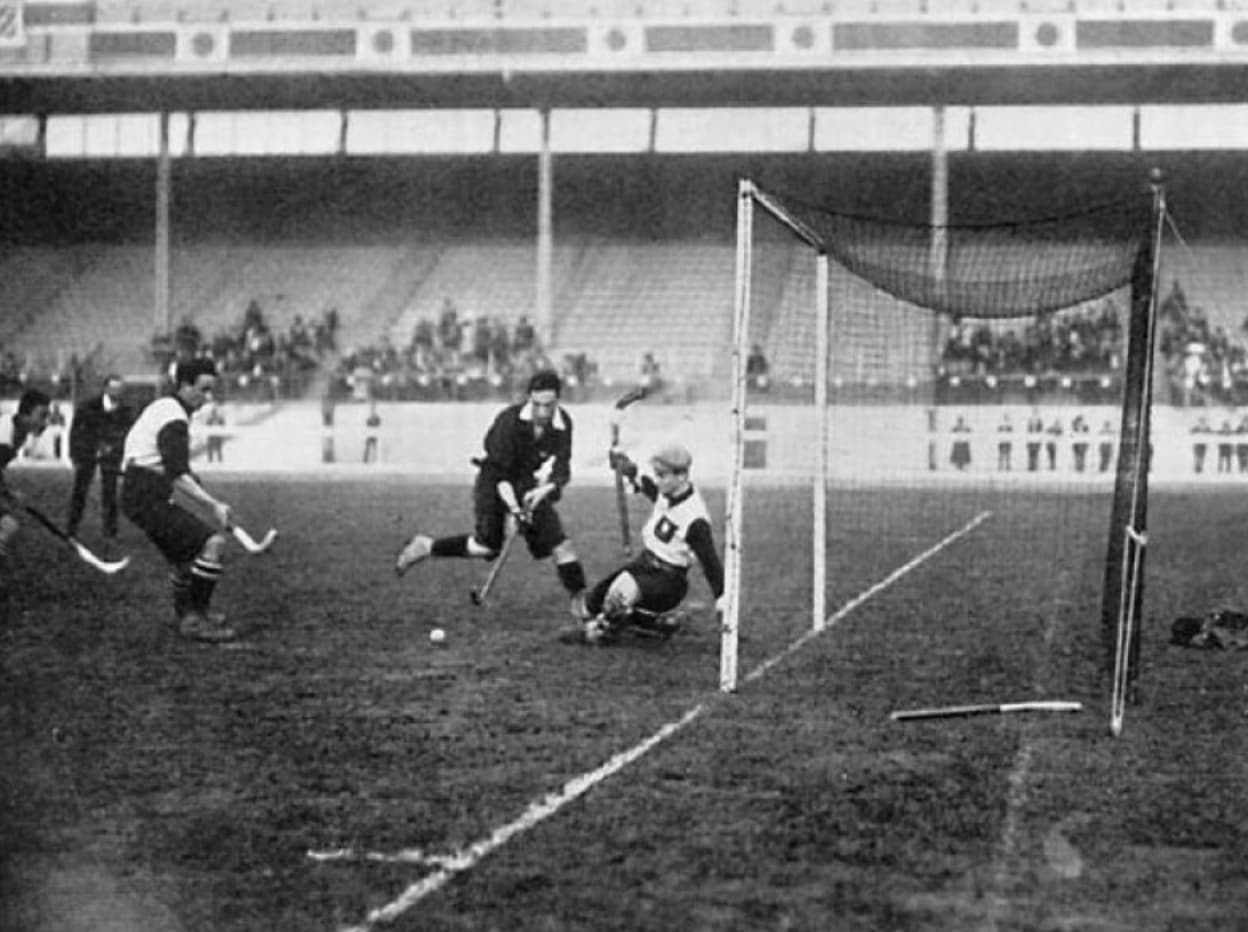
[{"left": 1, "top": 471, "right": 1246, "bottom": 931}]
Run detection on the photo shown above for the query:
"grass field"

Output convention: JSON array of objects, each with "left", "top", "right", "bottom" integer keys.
[{"left": 2, "top": 469, "right": 1247, "bottom": 932}]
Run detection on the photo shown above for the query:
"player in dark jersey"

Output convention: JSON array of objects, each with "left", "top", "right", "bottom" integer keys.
[
  {"left": 120, "top": 358, "right": 237, "bottom": 643},
  {"left": 395, "top": 369, "right": 588, "bottom": 615},
  {"left": 0, "top": 389, "right": 52, "bottom": 582},
  {"left": 562, "top": 441, "right": 724, "bottom": 645},
  {"left": 67, "top": 373, "right": 132, "bottom": 539}
]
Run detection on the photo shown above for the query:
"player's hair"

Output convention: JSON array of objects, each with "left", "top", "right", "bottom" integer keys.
[
  {"left": 17, "top": 389, "right": 51, "bottom": 416},
  {"left": 527, "top": 370, "right": 562, "bottom": 396},
  {"left": 174, "top": 357, "right": 218, "bottom": 387}
]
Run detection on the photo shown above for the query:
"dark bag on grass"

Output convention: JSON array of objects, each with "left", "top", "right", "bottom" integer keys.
[{"left": 1170, "top": 609, "right": 1248, "bottom": 650}]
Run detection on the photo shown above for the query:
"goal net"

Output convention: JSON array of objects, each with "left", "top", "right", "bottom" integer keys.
[{"left": 723, "top": 179, "right": 1162, "bottom": 736}]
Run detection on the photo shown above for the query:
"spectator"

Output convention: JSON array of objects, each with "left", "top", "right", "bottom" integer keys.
[
  {"left": 204, "top": 400, "right": 227, "bottom": 464},
  {"left": 950, "top": 415, "right": 971, "bottom": 471},
  {"left": 746, "top": 344, "right": 771, "bottom": 392},
  {"left": 363, "top": 404, "right": 381, "bottom": 463},
  {"left": 640, "top": 352, "right": 664, "bottom": 395},
  {"left": 66, "top": 375, "right": 131, "bottom": 538},
  {"left": 1192, "top": 415, "right": 1212, "bottom": 474},
  {"left": 1071, "top": 414, "right": 1090, "bottom": 473}
]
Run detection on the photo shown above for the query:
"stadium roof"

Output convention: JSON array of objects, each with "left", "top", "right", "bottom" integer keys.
[{"left": 8, "top": 62, "right": 1248, "bottom": 115}]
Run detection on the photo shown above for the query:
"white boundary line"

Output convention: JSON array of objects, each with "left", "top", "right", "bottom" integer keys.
[{"left": 337, "top": 509, "right": 993, "bottom": 932}]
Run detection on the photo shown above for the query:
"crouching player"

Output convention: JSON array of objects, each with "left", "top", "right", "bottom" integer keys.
[
  {"left": 0, "top": 390, "right": 52, "bottom": 583},
  {"left": 121, "top": 359, "right": 237, "bottom": 643},
  {"left": 563, "top": 442, "right": 725, "bottom": 645}
]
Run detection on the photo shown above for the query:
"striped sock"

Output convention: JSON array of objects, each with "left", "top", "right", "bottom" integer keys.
[{"left": 189, "top": 557, "right": 223, "bottom": 612}]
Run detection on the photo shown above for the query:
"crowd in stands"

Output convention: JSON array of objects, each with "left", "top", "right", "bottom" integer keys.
[
  {"left": 149, "top": 300, "right": 331, "bottom": 401},
  {"left": 0, "top": 342, "right": 111, "bottom": 402},
  {"left": 329, "top": 297, "right": 602, "bottom": 403},
  {"left": 938, "top": 299, "right": 1124, "bottom": 381},
  {"left": 1157, "top": 280, "right": 1248, "bottom": 407}
]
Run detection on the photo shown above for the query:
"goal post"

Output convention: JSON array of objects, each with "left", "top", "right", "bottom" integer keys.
[
  {"left": 722, "top": 176, "right": 1163, "bottom": 730},
  {"left": 721, "top": 180, "right": 830, "bottom": 692}
]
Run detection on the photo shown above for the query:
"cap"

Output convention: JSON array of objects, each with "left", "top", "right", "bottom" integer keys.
[{"left": 651, "top": 443, "right": 692, "bottom": 473}]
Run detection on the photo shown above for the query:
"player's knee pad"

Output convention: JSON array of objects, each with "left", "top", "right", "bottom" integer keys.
[
  {"left": 603, "top": 572, "right": 641, "bottom": 621},
  {"left": 198, "top": 532, "right": 228, "bottom": 564},
  {"left": 551, "top": 539, "right": 578, "bottom": 564}
]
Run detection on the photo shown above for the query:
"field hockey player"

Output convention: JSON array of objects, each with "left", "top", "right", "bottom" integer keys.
[
  {"left": 0, "top": 389, "right": 52, "bottom": 585},
  {"left": 120, "top": 358, "right": 238, "bottom": 643},
  {"left": 562, "top": 441, "right": 725, "bottom": 646},
  {"left": 395, "top": 369, "right": 589, "bottom": 617}
]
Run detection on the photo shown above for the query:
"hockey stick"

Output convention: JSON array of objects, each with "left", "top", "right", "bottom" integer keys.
[
  {"left": 169, "top": 483, "right": 278, "bottom": 555},
  {"left": 610, "top": 386, "right": 648, "bottom": 555},
  {"left": 890, "top": 700, "right": 1083, "bottom": 722},
  {"left": 232, "top": 525, "right": 278, "bottom": 554},
  {"left": 470, "top": 520, "right": 520, "bottom": 606},
  {"left": 22, "top": 503, "right": 131, "bottom": 575}
]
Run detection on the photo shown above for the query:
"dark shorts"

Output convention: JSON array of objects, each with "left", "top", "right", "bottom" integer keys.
[
  {"left": 472, "top": 473, "right": 566, "bottom": 559},
  {"left": 591, "top": 552, "right": 689, "bottom": 616},
  {"left": 121, "top": 466, "right": 212, "bottom": 565}
]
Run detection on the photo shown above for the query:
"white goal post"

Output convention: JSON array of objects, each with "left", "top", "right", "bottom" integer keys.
[{"left": 721, "top": 179, "right": 830, "bottom": 693}]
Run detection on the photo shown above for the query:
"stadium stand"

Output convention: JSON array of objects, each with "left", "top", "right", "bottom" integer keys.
[{"left": 554, "top": 239, "right": 733, "bottom": 390}]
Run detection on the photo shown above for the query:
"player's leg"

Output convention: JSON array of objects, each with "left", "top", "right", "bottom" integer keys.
[
  {"left": 525, "top": 502, "right": 586, "bottom": 615},
  {"left": 121, "top": 468, "right": 235, "bottom": 641},
  {"left": 100, "top": 462, "right": 120, "bottom": 538},
  {"left": 66, "top": 459, "right": 94, "bottom": 536},
  {"left": 611, "top": 564, "right": 688, "bottom": 637},
  {"left": 0, "top": 507, "right": 19, "bottom": 586},
  {"left": 396, "top": 478, "right": 504, "bottom": 574}
]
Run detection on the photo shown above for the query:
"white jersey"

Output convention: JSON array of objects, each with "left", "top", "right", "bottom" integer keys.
[
  {"left": 124, "top": 397, "right": 188, "bottom": 470},
  {"left": 641, "top": 486, "right": 712, "bottom": 569}
]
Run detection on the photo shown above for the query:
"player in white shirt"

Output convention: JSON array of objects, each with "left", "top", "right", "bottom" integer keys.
[
  {"left": 0, "top": 389, "right": 51, "bottom": 582},
  {"left": 563, "top": 442, "right": 724, "bottom": 645},
  {"left": 121, "top": 358, "right": 237, "bottom": 643}
]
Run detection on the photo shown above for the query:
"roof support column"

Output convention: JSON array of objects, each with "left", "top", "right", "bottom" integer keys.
[{"left": 535, "top": 107, "right": 554, "bottom": 348}]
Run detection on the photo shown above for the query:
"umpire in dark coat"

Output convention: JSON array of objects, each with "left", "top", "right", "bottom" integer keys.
[{"left": 67, "top": 374, "right": 132, "bottom": 538}]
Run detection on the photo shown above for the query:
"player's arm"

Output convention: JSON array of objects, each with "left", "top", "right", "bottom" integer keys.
[
  {"left": 0, "top": 445, "right": 17, "bottom": 506},
  {"left": 686, "top": 517, "right": 725, "bottom": 606},
  {"left": 607, "top": 449, "right": 659, "bottom": 501},
  {"left": 159, "top": 419, "right": 231, "bottom": 528}
]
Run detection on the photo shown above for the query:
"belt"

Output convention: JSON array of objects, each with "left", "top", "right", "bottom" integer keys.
[{"left": 641, "top": 550, "right": 688, "bottom": 574}]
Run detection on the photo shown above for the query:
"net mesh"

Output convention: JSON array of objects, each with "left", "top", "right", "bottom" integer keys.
[{"left": 726, "top": 181, "right": 1158, "bottom": 711}]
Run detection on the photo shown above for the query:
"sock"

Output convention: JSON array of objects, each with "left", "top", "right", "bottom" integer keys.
[
  {"left": 169, "top": 566, "right": 193, "bottom": 618},
  {"left": 432, "top": 534, "right": 470, "bottom": 558},
  {"left": 556, "top": 560, "right": 587, "bottom": 595},
  {"left": 189, "top": 557, "right": 223, "bottom": 612}
]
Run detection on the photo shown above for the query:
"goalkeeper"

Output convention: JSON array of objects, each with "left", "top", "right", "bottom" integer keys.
[{"left": 563, "top": 442, "right": 724, "bottom": 645}]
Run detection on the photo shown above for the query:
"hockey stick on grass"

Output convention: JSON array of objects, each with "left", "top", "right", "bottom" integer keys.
[
  {"left": 23, "top": 503, "right": 131, "bottom": 575},
  {"left": 890, "top": 700, "right": 1083, "bottom": 722}
]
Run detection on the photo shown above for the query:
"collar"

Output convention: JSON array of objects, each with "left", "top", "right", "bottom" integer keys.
[
  {"left": 665, "top": 484, "right": 695, "bottom": 507},
  {"left": 518, "top": 401, "right": 566, "bottom": 431}
]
